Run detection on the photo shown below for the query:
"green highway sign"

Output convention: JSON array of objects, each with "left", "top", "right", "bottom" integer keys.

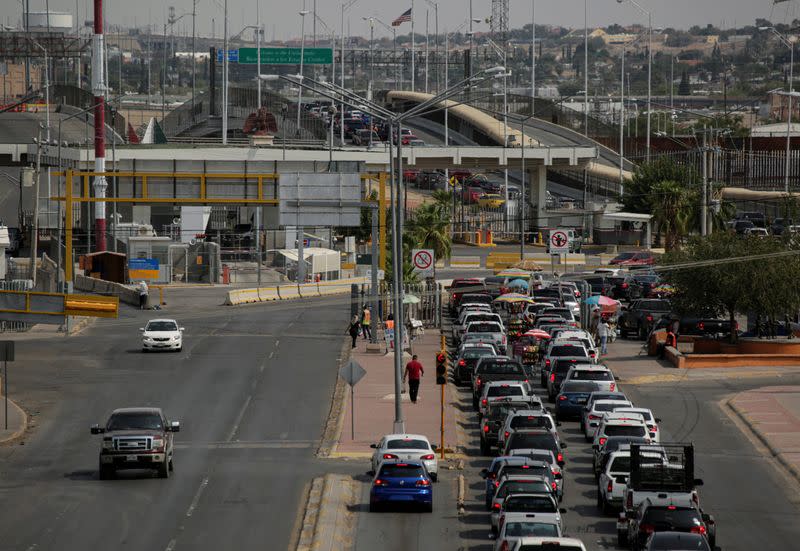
[{"left": 238, "top": 47, "right": 333, "bottom": 65}]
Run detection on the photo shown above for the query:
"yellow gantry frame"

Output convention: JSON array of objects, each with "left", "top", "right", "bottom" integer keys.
[{"left": 52, "top": 170, "right": 387, "bottom": 282}]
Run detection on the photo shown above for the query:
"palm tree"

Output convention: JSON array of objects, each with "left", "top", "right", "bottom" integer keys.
[
  {"left": 650, "top": 180, "right": 693, "bottom": 251},
  {"left": 408, "top": 202, "right": 453, "bottom": 261}
]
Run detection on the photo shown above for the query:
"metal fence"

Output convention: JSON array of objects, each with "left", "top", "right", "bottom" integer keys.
[{"left": 0, "top": 279, "right": 33, "bottom": 332}]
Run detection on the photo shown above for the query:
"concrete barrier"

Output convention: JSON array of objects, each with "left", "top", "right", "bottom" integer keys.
[
  {"left": 225, "top": 277, "right": 369, "bottom": 306},
  {"left": 75, "top": 274, "right": 142, "bottom": 307}
]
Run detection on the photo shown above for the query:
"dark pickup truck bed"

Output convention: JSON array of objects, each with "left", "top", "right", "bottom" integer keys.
[{"left": 619, "top": 299, "right": 672, "bottom": 340}]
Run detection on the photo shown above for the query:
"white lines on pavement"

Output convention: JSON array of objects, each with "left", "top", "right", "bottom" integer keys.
[
  {"left": 186, "top": 477, "right": 209, "bottom": 518},
  {"left": 164, "top": 539, "right": 177, "bottom": 551},
  {"left": 268, "top": 351, "right": 274, "bottom": 359},
  {"left": 226, "top": 395, "right": 252, "bottom": 442},
  {"left": 275, "top": 339, "right": 280, "bottom": 348},
  {"left": 174, "top": 440, "right": 314, "bottom": 449}
]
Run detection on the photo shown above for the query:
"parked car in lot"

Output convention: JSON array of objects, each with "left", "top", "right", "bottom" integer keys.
[
  {"left": 91, "top": 407, "right": 180, "bottom": 479},
  {"left": 369, "top": 460, "right": 433, "bottom": 512},
  {"left": 370, "top": 434, "right": 438, "bottom": 480},
  {"left": 610, "top": 251, "right": 656, "bottom": 266}
]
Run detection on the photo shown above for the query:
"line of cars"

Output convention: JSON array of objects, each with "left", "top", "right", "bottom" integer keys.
[{"left": 448, "top": 279, "right": 717, "bottom": 551}]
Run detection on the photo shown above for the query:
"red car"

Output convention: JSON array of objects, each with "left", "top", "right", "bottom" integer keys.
[
  {"left": 401, "top": 134, "right": 420, "bottom": 145},
  {"left": 403, "top": 169, "right": 420, "bottom": 183},
  {"left": 609, "top": 251, "right": 656, "bottom": 266}
]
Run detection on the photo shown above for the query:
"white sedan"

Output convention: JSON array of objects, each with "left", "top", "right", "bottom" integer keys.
[
  {"left": 141, "top": 319, "right": 184, "bottom": 352},
  {"left": 370, "top": 433, "right": 438, "bottom": 481}
]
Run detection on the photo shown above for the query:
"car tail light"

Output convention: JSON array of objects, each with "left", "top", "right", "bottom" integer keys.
[
  {"left": 502, "top": 335, "right": 507, "bottom": 345},
  {"left": 640, "top": 524, "right": 655, "bottom": 534},
  {"left": 476, "top": 377, "right": 482, "bottom": 388},
  {"left": 691, "top": 526, "right": 707, "bottom": 535},
  {"left": 646, "top": 315, "right": 654, "bottom": 322},
  {"left": 452, "top": 293, "right": 457, "bottom": 300},
  {"left": 551, "top": 481, "right": 558, "bottom": 491},
  {"left": 483, "top": 425, "right": 490, "bottom": 433},
  {"left": 610, "top": 383, "right": 616, "bottom": 392},
  {"left": 421, "top": 454, "right": 435, "bottom": 460},
  {"left": 383, "top": 453, "right": 398, "bottom": 459},
  {"left": 494, "top": 480, "right": 500, "bottom": 488},
  {"left": 500, "top": 540, "right": 510, "bottom": 551},
  {"left": 698, "top": 321, "right": 705, "bottom": 331},
  {"left": 550, "top": 373, "right": 556, "bottom": 382},
  {"left": 621, "top": 283, "right": 629, "bottom": 289},
  {"left": 482, "top": 398, "right": 488, "bottom": 406},
  {"left": 504, "top": 431, "right": 510, "bottom": 438},
  {"left": 416, "top": 479, "right": 431, "bottom": 487},
  {"left": 558, "top": 395, "right": 567, "bottom": 401},
  {"left": 545, "top": 359, "right": 551, "bottom": 368},
  {"left": 607, "top": 480, "right": 614, "bottom": 493},
  {"left": 599, "top": 437, "right": 607, "bottom": 446},
  {"left": 626, "top": 492, "right": 633, "bottom": 510},
  {"left": 589, "top": 351, "right": 596, "bottom": 358},
  {"left": 588, "top": 414, "right": 600, "bottom": 420},
  {"left": 374, "top": 479, "right": 388, "bottom": 487},
  {"left": 492, "top": 502, "right": 501, "bottom": 511},
  {"left": 556, "top": 453, "right": 564, "bottom": 463},
  {"left": 458, "top": 359, "right": 466, "bottom": 367},
  {"left": 651, "top": 425, "right": 658, "bottom": 432},
  {"left": 735, "top": 321, "right": 740, "bottom": 331}
]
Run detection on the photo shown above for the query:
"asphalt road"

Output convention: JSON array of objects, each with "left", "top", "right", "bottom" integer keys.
[
  {"left": 0, "top": 291, "right": 357, "bottom": 551},
  {"left": 352, "top": 316, "right": 800, "bottom": 550}
]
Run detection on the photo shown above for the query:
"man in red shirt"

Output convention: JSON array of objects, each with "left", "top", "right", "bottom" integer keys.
[{"left": 403, "top": 354, "right": 425, "bottom": 404}]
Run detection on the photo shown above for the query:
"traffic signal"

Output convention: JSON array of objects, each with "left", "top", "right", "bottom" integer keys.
[{"left": 435, "top": 352, "right": 447, "bottom": 385}]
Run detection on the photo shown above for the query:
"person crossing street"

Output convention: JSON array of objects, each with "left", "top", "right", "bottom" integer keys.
[{"left": 403, "top": 354, "right": 424, "bottom": 404}]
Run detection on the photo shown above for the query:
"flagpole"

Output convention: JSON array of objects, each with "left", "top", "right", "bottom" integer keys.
[{"left": 411, "top": 0, "right": 415, "bottom": 92}]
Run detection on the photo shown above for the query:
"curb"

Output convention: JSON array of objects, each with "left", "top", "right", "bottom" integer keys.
[
  {"left": 727, "top": 398, "right": 800, "bottom": 483},
  {"left": 0, "top": 392, "right": 28, "bottom": 445},
  {"left": 296, "top": 474, "right": 358, "bottom": 551},
  {"left": 317, "top": 336, "right": 352, "bottom": 458}
]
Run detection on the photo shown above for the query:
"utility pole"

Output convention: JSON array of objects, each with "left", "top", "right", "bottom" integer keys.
[
  {"left": 701, "top": 126, "right": 708, "bottom": 236},
  {"left": 191, "top": 0, "right": 197, "bottom": 121},
  {"left": 30, "top": 127, "right": 43, "bottom": 285},
  {"left": 91, "top": 0, "right": 108, "bottom": 251}
]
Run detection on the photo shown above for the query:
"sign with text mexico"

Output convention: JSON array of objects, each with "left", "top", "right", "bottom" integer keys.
[
  {"left": 238, "top": 47, "right": 333, "bottom": 65},
  {"left": 129, "top": 258, "right": 160, "bottom": 280}
]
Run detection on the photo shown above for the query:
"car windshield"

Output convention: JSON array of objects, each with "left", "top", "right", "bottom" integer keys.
[
  {"left": 561, "top": 381, "right": 600, "bottom": 393},
  {"left": 604, "top": 437, "right": 650, "bottom": 452},
  {"left": 107, "top": 412, "right": 163, "bottom": 431},
  {"left": 511, "top": 416, "right": 554, "bottom": 431},
  {"left": 468, "top": 322, "right": 502, "bottom": 333},
  {"left": 497, "top": 480, "right": 550, "bottom": 498},
  {"left": 386, "top": 439, "right": 429, "bottom": 450},
  {"left": 608, "top": 456, "right": 632, "bottom": 472},
  {"left": 596, "top": 402, "right": 624, "bottom": 412},
  {"left": 465, "top": 314, "right": 498, "bottom": 324},
  {"left": 501, "top": 465, "right": 549, "bottom": 478},
  {"left": 643, "top": 507, "right": 703, "bottom": 528},
  {"left": 504, "top": 495, "right": 557, "bottom": 513},
  {"left": 464, "top": 349, "right": 494, "bottom": 359},
  {"left": 520, "top": 545, "right": 583, "bottom": 551},
  {"left": 378, "top": 464, "right": 425, "bottom": 478},
  {"left": 550, "top": 346, "right": 587, "bottom": 357},
  {"left": 505, "top": 522, "right": 560, "bottom": 538},
  {"left": 572, "top": 370, "right": 612, "bottom": 381},
  {"left": 604, "top": 425, "right": 647, "bottom": 437},
  {"left": 488, "top": 386, "right": 524, "bottom": 398},
  {"left": 647, "top": 533, "right": 710, "bottom": 550},
  {"left": 478, "top": 360, "right": 524, "bottom": 375},
  {"left": 488, "top": 406, "right": 514, "bottom": 421},
  {"left": 146, "top": 321, "right": 178, "bottom": 331},
  {"left": 508, "top": 433, "right": 558, "bottom": 454}
]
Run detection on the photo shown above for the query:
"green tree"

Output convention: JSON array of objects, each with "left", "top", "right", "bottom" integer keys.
[
  {"left": 650, "top": 180, "right": 693, "bottom": 251},
  {"left": 678, "top": 70, "right": 691, "bottom": 95},
  {"left": 408, "top": 202, "right": 453, "bottom": 262}
]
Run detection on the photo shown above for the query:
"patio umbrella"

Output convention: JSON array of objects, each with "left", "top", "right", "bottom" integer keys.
[
  {"left": 523, "top": 329, "right": 551, "bottom": 339},
  {"left": 496, "top": 268, "right": 532, "bottom": 278},
  {"left": 584, "top": 294, "right": 621, "bottom": 313},
  {"left": 512, "top": 259, "right": 543, "bottom": 272},
  {"left": 494, "top": 293, "right": 531, "bottom": 303},
  {"left": 507, "top": 279, "right": 529, "bottom": 290}
]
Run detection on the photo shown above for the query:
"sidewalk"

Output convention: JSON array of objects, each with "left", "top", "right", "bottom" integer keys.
[
  {"left": 729, "top": 386, "right": 800, "bottom": 482},
  {"left": 333, "top": 329, "right": 461, "bottom": 458},
  {"left": 0, "top": 382, "right": 27, "bottom": 443}
]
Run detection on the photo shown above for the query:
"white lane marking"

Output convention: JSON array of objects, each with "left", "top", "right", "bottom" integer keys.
[
  {"left": 226, "top": 395, "right": 252, "bottom": 442},
  {"left": 268, "top": 351, "right": 274, "bottom": 359},
  {"left": 274, "top": 339, "right": 280, "bottom": 348},
  {"left": 186, "top": 477, "right": 209, "bottom": 518},
  {"left": 164, "top": 539, "right": 177, "bottom": 551}
]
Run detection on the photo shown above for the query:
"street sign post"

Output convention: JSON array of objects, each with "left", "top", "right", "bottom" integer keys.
[
  {"left": 411, "top": 249, "right": 435, "bottom": 279},
  {"left": 0, "top": 341, "right": 13, "bottom": 430},
  {"left": 338, "top": 359, "right": 367, "bottom": 440},
  {"left": 238, "top": 47, "right": 333, "bottom": 65},
  {"left": 548, "top": 229, "right": 570, "bottom": 255},
  {"left": 216, "top": 49, "right": 239, "bottom": 63}
]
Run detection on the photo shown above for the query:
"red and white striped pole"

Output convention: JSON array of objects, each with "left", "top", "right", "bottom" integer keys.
[{"left": 91, "top": 0, "right": 108, "bottom": 251}]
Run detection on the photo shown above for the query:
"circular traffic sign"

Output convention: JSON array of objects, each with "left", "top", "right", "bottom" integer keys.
[
  {"left": 413, "top": 250, "right": 433, "bottom": 270},
  {"left": 550, "top": 231, "right": 568, "bottom": 248}
]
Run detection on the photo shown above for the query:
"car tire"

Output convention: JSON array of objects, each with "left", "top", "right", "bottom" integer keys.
[
  {"left": 369, "top": 503, "right": 379, "bottom": 513},
  {"left": 617, "top": 530, "right": 627, "bottom": 548},
  {"left": 472, "top": 396, "right": 479, "bottom": 410},
  {"left": 157, "top": 460, "right": 170, "bottom": 479},
  {"left": 430, "top": 473, "right": 438, "bottom": 482},
  {"left": 423, "top": 502, "right": 433, "bottom": 513},
  {"left": 99, "top": 463, "right": 114, "bottom": 480},
  {"left": 169, "top": 458, "right": 174, "bottom": 472},
  {"left": 480, "top": 439, "right": 490, "bottom": 456},
  {"left": 596, "top": 490, "right": 604, "bottom": 511},
  {"left": 638, "top": 326, "right": 647, "bottom": 340},
  {"left": 709, "top": 536, "right": 715, "bottom": 549}
]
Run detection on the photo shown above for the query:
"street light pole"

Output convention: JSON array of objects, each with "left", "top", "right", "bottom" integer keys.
[
  {"left": 788, "top": 42, "right": 794, "bottom": 194},
  {"left": 297, "top": 8, "right": 310, "bottom": 138},
  {"left": 222, "top": 0, "right": 228, "bottom": 144},
  {"left": 620, "top": 41, "right": 625, "bottom": 192},
  {"left": 584, "top": 0, "right": 589, "bottom": 135},
  {"left": 531, "top": 0, "right": 536, "bottom": 115},
  {"left": 617, "top": 0, "right": 652, "bottom": 161}
]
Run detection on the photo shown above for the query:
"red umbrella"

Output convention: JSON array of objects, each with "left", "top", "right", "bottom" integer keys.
[{"left": 523, "top": 329, "right": 551, "bottom": 339}]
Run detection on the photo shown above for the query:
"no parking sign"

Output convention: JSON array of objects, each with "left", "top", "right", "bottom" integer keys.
[{"left": 411, "top": 249, "right": 435, "bottom": 278}]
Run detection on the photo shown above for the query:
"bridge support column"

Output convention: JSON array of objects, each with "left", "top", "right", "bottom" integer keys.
[{"left": 528, "top": 165, "right": 548, "bottom": 233}]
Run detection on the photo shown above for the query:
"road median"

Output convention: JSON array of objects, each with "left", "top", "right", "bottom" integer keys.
[
  {"left": 295, "top": 474, "right": 358, "bottom": 551},
  {"left": 225, "top": 277, "right": 368, "bottom": 306}
]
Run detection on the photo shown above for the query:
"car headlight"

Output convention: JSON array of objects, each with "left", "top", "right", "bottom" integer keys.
[
  {"left": 172, "top": 335, "right": 181, "bottom": 341},
  {"left": 102, "top": 439, "right": 114, "bottom": 450},
  {"left": 143, "top": 336, "right": 154, "bottom": 341},
  {"left": 152, "top": 437, "right": 165, "bottom": 450}
]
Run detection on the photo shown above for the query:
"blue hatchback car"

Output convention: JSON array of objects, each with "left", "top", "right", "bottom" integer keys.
[
  {"left": 554, "top": 381, "right": 601, "bottom": 420},
  {"left": 369, "top": 460, "right": 433, "bottom": 512}
]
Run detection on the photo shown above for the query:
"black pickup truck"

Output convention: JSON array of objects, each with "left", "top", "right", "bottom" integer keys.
[
  {"left": 679, "top": 317, "right": 737, "bottom": 338},
  {"left": 618, "top": 299, "right": 672, "bottom": 340}
]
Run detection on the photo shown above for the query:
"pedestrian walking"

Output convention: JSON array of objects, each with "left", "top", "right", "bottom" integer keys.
[
  {"left": 347, "top": 315, "right": 360, "bottom": 348},
  {"left": 137, "top": 280, "right": 149, "bottom": 310},
  {"left": 598, "top": 318, "right": 609, "bottom": 356},
  {"left": 361, "top": 306, "right": 372, "bottom": 341},
  {"left": 590, "top": 307, "right": 601, "bottom": 341},
  {"left": 403, "top": 354, "right": 424, "bottom": 404}
]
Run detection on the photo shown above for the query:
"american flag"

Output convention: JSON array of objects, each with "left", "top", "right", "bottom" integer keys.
[{"left": 392, "top": 8, "right": 412, "bottom": 26}]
